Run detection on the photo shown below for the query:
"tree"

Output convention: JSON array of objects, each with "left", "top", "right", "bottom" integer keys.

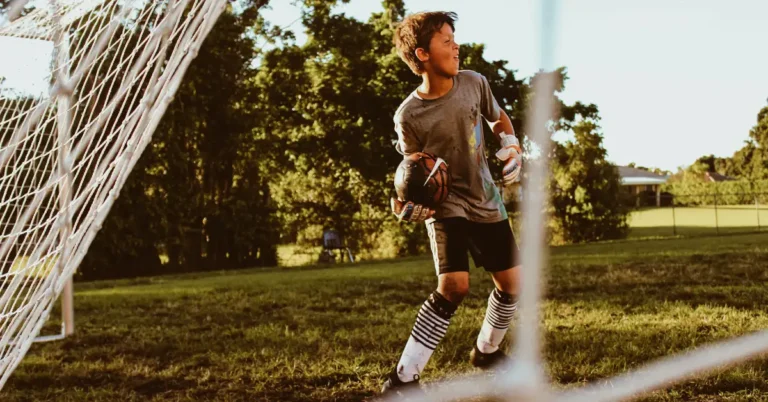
[
  {"left": 693, "top": 154, "right": 730, "bottom": 175},
  {"left": 33, "top": 0, "right": 628, "bottom": 278},
  {"left": 248, "top": 0, "right": 429, "bottom": 259},
  {"left": 253, "top": 0, "right": 624, "bottom": 254},
  {"left": 550, "top": 120, "right": 629, "bottom": 244},
  {"left": 742, "top": 104, "right": 768, "bottom": 180},
  {"left": 81, "top": 1, "right": 279, "bottom": 279},
  {"left": 696, "top": 103, "right": 768, "bottom": 181}
]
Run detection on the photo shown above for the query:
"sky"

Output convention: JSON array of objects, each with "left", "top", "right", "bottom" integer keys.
[
  {"left": 0, "top": 36, "right": 52, "bottom": 97},
  {"left": 259, "top": 0, "right": 768, "bottom": 172},
  {"left": 2, "top": 1, "right": 767, "bottom": 171}
]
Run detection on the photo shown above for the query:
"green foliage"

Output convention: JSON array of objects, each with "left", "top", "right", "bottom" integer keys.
[
  {"left": 665, "top": 102, "right": 768, "bottom": 208},
  {"left": 248, "top": 3, "right": 413, "bottom": 258},
  {"left": 255, "top": 1, "right": 621, "bottom": 252},
  {"left": 250, "top": 1, "right": 529, "bottom": 258},
  {"left": 81, "top": 1, "right": 278, "bottom": 279},
  {"left": 7, "top": 0, "right": 627, "bottom": 278},
  {"left": 550, "top": 120, "right": 629, "bottom": 244},
  {"left": 691, "top": 103, "right": 768, "bottom": 182}
]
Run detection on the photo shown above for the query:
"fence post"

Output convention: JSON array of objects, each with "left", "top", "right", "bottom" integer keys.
[
  {"left": 656, "top": 186, "right": 661, "bottom": 207},
  {"left": 714, "top": 191, "right": 720, "bottom": 236},
  {"left": 671, "top": 194, "right": 677, "bottom": 236}
]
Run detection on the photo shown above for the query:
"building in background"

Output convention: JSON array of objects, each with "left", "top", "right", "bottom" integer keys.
[
  {"left": 617, "top": 166, "right": 669, "bottom": 207},
  {"left": 704, "top": 171, "right": 735, "bottom": 182}
]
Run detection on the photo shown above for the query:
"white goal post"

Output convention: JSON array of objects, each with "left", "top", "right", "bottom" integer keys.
[{"left": 0, "top": 0, "right": 227, "bottom": 389}]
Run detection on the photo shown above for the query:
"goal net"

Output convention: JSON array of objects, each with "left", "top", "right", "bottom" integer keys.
[
  {"left": 0, "top": 0, "right": 226, "bottom": 388},
  {"left": 2, "top": 0, "right": 768, "bottom": 399}
]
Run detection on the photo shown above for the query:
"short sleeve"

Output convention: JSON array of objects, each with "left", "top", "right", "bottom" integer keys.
[
  {"left": 479, "top": 74, "right": 501, "bottom": 122},
  {"left": 394, "top": 117, "right": 420, "bottom": 156}
]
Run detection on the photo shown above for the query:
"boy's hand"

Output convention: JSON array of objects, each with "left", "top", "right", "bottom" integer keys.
[
  {"left": 391, "top": 197, "right": 435, "bottom": 223},
  {"left": 495, "top": 133, "right": 523, "bottom": 185}
]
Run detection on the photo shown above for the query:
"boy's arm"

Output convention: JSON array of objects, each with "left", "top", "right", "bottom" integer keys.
[
  {"left": 481, "top": 80, "right": 521, "bottom": 184},
  {"left": 491, "top": 110, "right": 523, "bottom": 184},
  {"left": 478, "top": 73, "right": 516, "bottom": 141},
  {"left": 395, "top": 119, "right": 420, "bottom": 156},
  {"left": 489, "top": 109, "right": 515, "bottom": 141}
]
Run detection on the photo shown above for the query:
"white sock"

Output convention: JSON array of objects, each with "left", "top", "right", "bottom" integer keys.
[
  {"left": 396, "top": 291, "right": 456, "bottom": 382},
  {"left": 476, "top": 288, "right": 517, "bottom": 354},
  {"left": 396, "top": 336, "right": 433, "bottom": 382}
]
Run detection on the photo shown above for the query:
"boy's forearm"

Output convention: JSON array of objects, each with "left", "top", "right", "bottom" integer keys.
[{"left": 490, "top": 110, "right": 515, "bottom": 142}]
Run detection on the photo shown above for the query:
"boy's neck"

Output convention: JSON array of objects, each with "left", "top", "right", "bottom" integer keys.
[{"left": 417, "top": 73, "right": 454, "bottom": 100}]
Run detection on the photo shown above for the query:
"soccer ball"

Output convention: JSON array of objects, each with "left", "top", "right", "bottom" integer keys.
[{"left": 394, "top": 152, "right": 451, "bottom": 207}]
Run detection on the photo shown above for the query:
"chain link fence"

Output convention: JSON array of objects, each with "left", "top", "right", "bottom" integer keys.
[{"left": 627, "top": 191, "right": 768, "bottom": 238}]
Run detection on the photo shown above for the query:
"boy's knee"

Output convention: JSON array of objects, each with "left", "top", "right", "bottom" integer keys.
[
  {"left": 437, "top": 272, "right": 470, "bottom": 304},
  {"left": 437, "top": 282, "right": 469, "bottom": 304},
  {"left": 491, "top": 265, "right": 521, "bottom": 296}
]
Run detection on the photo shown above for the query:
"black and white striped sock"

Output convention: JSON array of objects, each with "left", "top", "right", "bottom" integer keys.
[
  {"left": 396, "top": 291, "right": 457, "bottom": 382},
  {"left": 476, "top": 288, "right": 517, "bottom": 354}
]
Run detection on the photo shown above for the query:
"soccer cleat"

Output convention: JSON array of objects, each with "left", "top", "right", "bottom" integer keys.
[
  {"left": 469, "top": 344, "right": 511, "bottom": 370},
  {"left": 380, "top": 369, "right": 424, "bottom": 400}
]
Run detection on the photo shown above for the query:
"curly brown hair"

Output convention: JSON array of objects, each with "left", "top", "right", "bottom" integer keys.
[{"left": 393, "top": 11, "right": 458, "bottom": 75}]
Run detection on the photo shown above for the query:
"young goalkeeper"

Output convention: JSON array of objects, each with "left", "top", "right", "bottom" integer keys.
[{"left": 382, "top": 11, "right": 523, "bottom": 397}]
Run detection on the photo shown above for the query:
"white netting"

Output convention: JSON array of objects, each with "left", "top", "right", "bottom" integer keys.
[
  {"left": 0, "top": 0, "right": 226, "bottom": 389},
  {"left": 1, "top": 0, "right": 767, "bottom": 399}
]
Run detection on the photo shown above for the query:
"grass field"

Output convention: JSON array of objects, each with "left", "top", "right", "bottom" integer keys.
[
  {"left": 6, "top": 233, "right": 768, "bottom": 401},
  {"left": 629, "top": 205, "right": 768, "bottom": 238}
]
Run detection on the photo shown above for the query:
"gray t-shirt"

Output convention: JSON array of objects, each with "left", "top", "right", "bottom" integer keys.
[{"left": 394, "top": 70, "right": 507, "bottom": 223}]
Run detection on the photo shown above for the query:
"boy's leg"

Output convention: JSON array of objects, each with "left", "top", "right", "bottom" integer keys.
[
  {"left": 477, "top": 266, "right": 520, "bottom": 353},
  {"left": 468, "top": 220, "right": 521, "bottom": 359},
  {"left": 386, "top": 218, "right": 470, "bottom": 388},
  {"left": 393, "top": 272, "right": 468, "bottom": 383}
]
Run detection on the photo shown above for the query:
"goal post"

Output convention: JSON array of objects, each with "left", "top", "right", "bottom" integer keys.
[{"left": 0, "top": 0, "right": 227, "bottom": 388}]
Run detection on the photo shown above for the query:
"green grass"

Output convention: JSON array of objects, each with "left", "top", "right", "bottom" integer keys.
[
  {"left": 6, "top": 233, "right": 768, "bottom": 401},
  {"left": 277, "top": 244, "right": 324, "bottom": 267},
  {"left": 629, "top": 205, "right": 768, "bottom": 238},
  {"left": 8, "top": 255, "right": 58, "bottom": 278}
]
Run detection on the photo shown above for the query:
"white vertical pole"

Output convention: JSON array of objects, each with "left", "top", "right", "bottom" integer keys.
[
  {"left": 61, "top": 278, "right": 74, "bottom": 336},
  {"left": 55, "top": 21, "right": 75, "bottom": 339},
  {"left": 505, "top": 1, "right": 560, "bottom": 400}
]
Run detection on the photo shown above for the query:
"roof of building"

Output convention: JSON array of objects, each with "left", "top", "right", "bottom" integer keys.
[
  {"left": 617, "top": 166, "right": 669, "bottom": 186},
  {"left": 705, "top": 172, "right": 736, "bottom": 182}
]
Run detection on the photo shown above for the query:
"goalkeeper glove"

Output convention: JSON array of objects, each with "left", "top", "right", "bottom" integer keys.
[
  {"left": 495, "top": 133, "right": 523, "bottom": 185},
  {"left": 391, "top": 197, "right": 434, "bottom": 223}
]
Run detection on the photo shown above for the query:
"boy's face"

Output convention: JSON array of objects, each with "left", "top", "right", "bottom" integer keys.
[{"left": 421, "top": 23, "right": 460, "bottom": 78}]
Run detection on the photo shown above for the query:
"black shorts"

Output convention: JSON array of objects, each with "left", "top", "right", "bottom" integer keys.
[{"left": 425, "top": 217, "right": 520, "bottom": 275}]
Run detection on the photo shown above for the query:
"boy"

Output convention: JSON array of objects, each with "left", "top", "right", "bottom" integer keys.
[{"left": 382, "top": 11, "right": 524, "bottom": 397}]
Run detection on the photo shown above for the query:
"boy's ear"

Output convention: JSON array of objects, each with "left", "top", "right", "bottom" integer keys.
[{"left": 415, "top": 47, "right": 429, "bottom": 63}]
